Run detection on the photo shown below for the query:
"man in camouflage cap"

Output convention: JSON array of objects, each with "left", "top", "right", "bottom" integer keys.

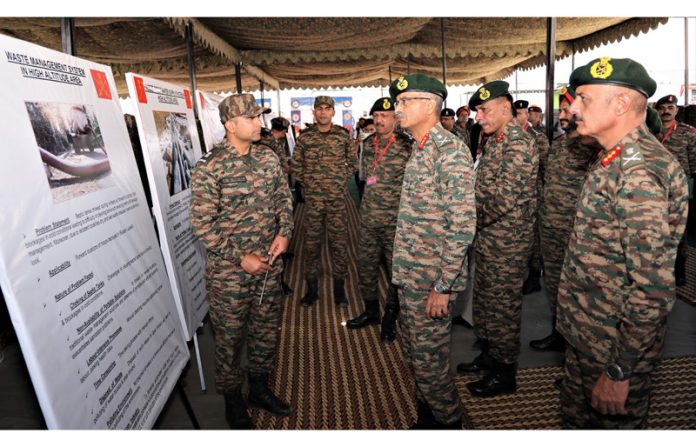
[
  {"left": 654, "top": 94, "right": 696, "bottom": 286},
  {"left": 531, "top": 84, "right": 600, "bottom": 353},
  {"left": 292, "top": 95, "right": 355, "bottom": 307},
  {"left": 390, "top": 74, "right": 475, "bottom": 429},
  {"left": 189, "top": 93, "right": 294, "bottom": 428},
  {"left": 557, "top": 57, "right": 689, "bottom": 428},
  {"left": 346, "top": 97, "right": 412, "bottom": 343},
  {"left": 456, "top": 80, "right": 539, "bottom": 398}
]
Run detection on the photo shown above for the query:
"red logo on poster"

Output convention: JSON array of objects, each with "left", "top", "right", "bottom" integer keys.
[
  {"left": 90, "top": 69, "right": 112, "bottom": 100},
  {"left": 199, "top": 92, "right": 205, "bottom": 109},
  {"left": 134, "top": 76, "right": 147, "bottom": 103},
  {"left": 184, "top": 89, "right": 192, "bottom": 109}
]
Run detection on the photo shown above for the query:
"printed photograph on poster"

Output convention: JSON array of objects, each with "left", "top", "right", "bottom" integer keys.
[
  {"left": 25, "top": 101, "right": 113, "bottom": 203},
  {"left": 153, "top": 111, "right": 195, "bottom": 196}
]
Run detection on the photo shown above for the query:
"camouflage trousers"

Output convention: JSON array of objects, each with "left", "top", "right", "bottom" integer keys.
[
  {"left": 302, "top": 195, "right": 348, "bottom": 279},
  {"left": 207, "top": 270, "right": 283, "bottom": 392},
  {"left": 472, "top": 246, "right": 528, "bottom": 364},
  {"left": 398, "top": 287, "right": 464, "bottom": 425},
  {"left": 561, "top": 345, "right": 651, "bottom": 429},
  {"left": 539, "top": 223, "right": 573, "bottom": 317},
  {"left": 528, "top": 208, "right": 543, "bottom": 272},
  {"left": 358, "top": 223, "right": 398, "bottom": 308}
]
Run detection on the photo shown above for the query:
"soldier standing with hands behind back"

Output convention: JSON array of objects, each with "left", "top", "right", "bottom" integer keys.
[{"left": 189, "top": 94, "right": 294, "bottom": 429}]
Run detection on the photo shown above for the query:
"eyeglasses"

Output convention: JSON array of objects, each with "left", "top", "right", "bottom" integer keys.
[{"left": 394, "top": 97, "right": 434, "bottom": 107}]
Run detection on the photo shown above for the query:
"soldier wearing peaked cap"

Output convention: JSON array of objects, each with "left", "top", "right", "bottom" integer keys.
[
  {"left": 390, "top": 74, "right": 475, "bottom": 429},
  {"left": 557, "top": 57, "right": 689, "bottom": 428},
  {"left": 654, "top": 94, "right": 696, "bottom": 286},
  {"left": 189, "top": 94, "right": 294, "bottom": 428},
  {"left": 456, "top": 80, "right": 539, "bottom": 399},
  {"left": 292, "top": 95, "right": 355, "bottom": 308},
  {"left": 346, "top": 97, "right": 412, "bottom": 343}
]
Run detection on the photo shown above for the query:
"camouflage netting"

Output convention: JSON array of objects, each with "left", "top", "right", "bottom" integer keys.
[{"left": 0, "top": 17, "right": 668, "bottom": 95}]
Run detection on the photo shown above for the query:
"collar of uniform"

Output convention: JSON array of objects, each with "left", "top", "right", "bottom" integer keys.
[
  {"left": 498, "top": 119, "right": 523, "bottom": 142},
  {"left": 423, "top": 122, "right": 449, "bottom": 149}
]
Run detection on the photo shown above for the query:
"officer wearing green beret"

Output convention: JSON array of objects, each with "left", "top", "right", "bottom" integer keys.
[
  {"left": 346, "top": 97, "right": 412, "bottom": 343},
  {"left": 654, "top": 94, "right": 696, "bottom": 286},
  {"left": 390, "top": 74, "right": 475, "bottom": 429},
  {"left": 456, "top": 80, "right": 539, "bottom": 398},
  {"left": 557, "top": 57, "right": 689, "bottom": 428}
]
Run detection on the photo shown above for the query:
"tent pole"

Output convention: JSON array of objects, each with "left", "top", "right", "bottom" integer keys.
[
  {"left": 685, "top": 18, "right": 690, "bottom": 105},
  {"left": 277, "top": 89, "right": 282, "bottom": 116},
  {"left": 235, "top": 63, "right": 243, "bottom": 93},
  {"left": 545, "top": 17, "right": 557, "bottom": 143},
  {"left": 440, "top": 18, "right": 447, "bottom": 107},
  {"left": 61, "top": 18, "right": 75, "bottom": 56},
  {"left": 185, "top": 21, "right": 200, "bottom": 121},
  {"left": 388, "top": 66, "right": 392, "bottom": 84}
]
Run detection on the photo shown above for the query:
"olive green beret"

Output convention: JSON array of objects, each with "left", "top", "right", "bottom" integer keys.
[
  {"left": 469, "top": 80, "right": 511, "bottom": 109},
  {"left": 369, "top": 97, "right": 395, "bottom": 115},
  {"left": 440, "top": 108, "right": 455, "bottom": 117},
  {"left": 656, "top": 94, "right": 678, "bottom": 107},
  {"left": 528, "top": 105, "right": 542, "bottom": 113},
  {"left": 569, "top": 57, "right": 656, "bottom": 98},
  {"left": 389, "top": 74, "right": 448, "bottom": 101},
  {"left": 559, "top": 84, "right": 576, "bottom": 104},
  {"left": 513, "top": 100, "right": 529, "bottom": 110},
  {"left": 646, "top": 108, "right": 662, "bottom": 136}
]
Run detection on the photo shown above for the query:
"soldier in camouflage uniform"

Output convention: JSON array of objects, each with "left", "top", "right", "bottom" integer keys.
[
  {"left": 390, "top": 74, "right": 476, "bottom": 429},
  {"left": 292, "top": 96, "right": 355, "bottom": 307},
  {"left": 655, "top": 94, "right": 696, "bottom": 286},
  {"left": 346, "top": 97, "right": 412, "bottom": 342},
  {"left": 557, "top": 58, "right": 689, "bottom": 429},
  {"left": 452, "top": 105, "right": 473, "bottom": 153},
  {"left": 528, "top": 104, "right": 544, "bottom": 133},
  {"left": 189, "top": 94, "right": 294, "bottom": 429},
  {"left": 457, "top": 81, "right": 538, "bottom": 398},
  {"left": 530, "top": 85, "right": 600, "bottom": 352},
  {"left": 513, "top": 100, "right": 550, "bottom": 294}
]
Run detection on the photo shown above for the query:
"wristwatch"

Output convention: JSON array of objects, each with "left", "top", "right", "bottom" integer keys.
[
  {"left": 605, "top": 363, "right": 631, "bottom": 381},
  {"left": 433, "top": 281, "right": 451, "bottom": 294}
]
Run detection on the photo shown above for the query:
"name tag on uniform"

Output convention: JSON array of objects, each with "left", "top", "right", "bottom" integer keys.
[
  {"left": 366, "top": 175, "right": 377, "bottom": 186},
  {"left": 219, "top": 176, "right": 247, "bottom": 185}
]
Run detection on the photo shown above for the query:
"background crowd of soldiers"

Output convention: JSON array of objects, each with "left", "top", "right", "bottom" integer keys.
[{"left": 187, "top": 56, "right": 694, "bottom": 430}]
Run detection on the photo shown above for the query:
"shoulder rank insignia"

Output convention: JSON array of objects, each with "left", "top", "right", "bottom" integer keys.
[
  {"left": 590, "top": 57, "right": 613, "bottom": 80},
  {"left": 397, "top": 76, "right": 408, "bottom": 90},
  {"left": 620, "top": 144, "right": 643, "bottom": 169},
  {"left": 496, "top": 132, "right": 504, "bottom": 143},
  {"left": 601, "top": 144, "right": 622, "bottom": 166}
]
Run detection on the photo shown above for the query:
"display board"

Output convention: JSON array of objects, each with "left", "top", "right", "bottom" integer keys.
[
  {"left": 125, "top": 74, "right": 208, "bottom": 341},
  {"left": 0, "top": 35, "right": 189, "bottom": 429}
]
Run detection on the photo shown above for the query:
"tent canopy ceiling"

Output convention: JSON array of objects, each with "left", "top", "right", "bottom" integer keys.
[{"left": 0, "top": 17, "right": 668, "bottom": 95}]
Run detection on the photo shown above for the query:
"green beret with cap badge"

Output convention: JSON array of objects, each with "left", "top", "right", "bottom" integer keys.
[
  {"left": 469, "top": 80, "right": 511, "bottom": 109},
  {"left": 389, "top": 73, "right": 448, "bottom": 101},
  {"left": 513, "top": 100, "right": 529, "bottom": 110},
  {"left": 655, "top": 94, "right": 678, "bottom": 107},
  {"left": 569, "top": 57, "right": 656, "bottom": 98},
  {"left": 369, "top": 97, "right": 395, "bottom": 115}
]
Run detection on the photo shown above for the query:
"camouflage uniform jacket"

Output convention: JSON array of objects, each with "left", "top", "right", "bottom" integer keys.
[
  {"left": 258, "top": 134, "right": 289, "bottom": 170},
  {"left": 451, "top": 122, "right": 471, "bottom": 148},
  {"left": 475, "top": 120, "right": 538, "bottom": 252},
  {"left": 541, "top": 134, "right": 598, "bottom": 232},
  {"left": 292, "top": 124, "right": 355, "bottom": 200},
  {"left": 360, "top": 132, "right": 412, "bottom": 227},
  {"left": 189, "top": 138, "right": 293, "bottom": 277},
  {"left": 656, "top": 121, "right": 696, "bottom": 176},
  {"left": 524, "top": 123, "right": 550, "bottom": 185},
  {"left": 392, "top": 123, "right": 476, "bottom": 292},
  {"left": 557, "top": 125, "right": 689, "bottom": 373}
]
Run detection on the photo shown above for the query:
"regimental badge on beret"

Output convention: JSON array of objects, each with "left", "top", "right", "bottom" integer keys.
[
  {"left": 479, "top": 88, "right": 491, "bottom": 101},
  {"left": 370, "top": 96, "right": 395, "bottom": 115},
  {"left": 397, "top": 76, "right": 408, "bottom": 91},
  {"left": 590, "top": 57, "right": 614, "bottom": 80},
  {"left": 383, "top": 98, "right": 391, "bottom": 109},
  {"left": 513, "top": 100, "right": 529, "bottom": 110}
]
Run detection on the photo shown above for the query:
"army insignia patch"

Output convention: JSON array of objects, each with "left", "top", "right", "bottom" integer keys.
[
  {"left": 382, "top": 98, "right": 391, "bottom": 109},
  {"left": 559, "top": 85, "right": 567, "bottom": 95},
  {"left": 601, "top": 144, "right": 622, "bottom": 166},
  {"left": 590, "top": 57, "right": 613, "bottom": 79},
  {"left": 397, "top": 76, "right": 408, "bottom": 90},
  {"left": 479, "top": 87, "right": 491, "bottom": 100}
]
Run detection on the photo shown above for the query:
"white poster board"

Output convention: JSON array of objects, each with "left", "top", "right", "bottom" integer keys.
[
  {"left": 196, "top": 90, "right": 225, "bottom": 152},
  {"left": 125, "top": 73, "right": 208, "bottom": 341},
  {"left": 0, "top": 35, "right": 188, "bottom": 429}
]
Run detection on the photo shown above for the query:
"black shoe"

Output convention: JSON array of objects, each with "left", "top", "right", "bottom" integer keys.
[
  {"left": 281, "top": 280, "right": 293, "bottom": 296},
  {"left": 409, "top": 400, "right": 435, "bottom": 429},
  {"left": 300, "top": 279, "right": 318, "bottom": 307},
  {"left": 466, "top": 364, "right": 517, "bottom": 397},
  {"left": 452, "top": 316, "right": 473, "bottom": 328},
  {"left": 456, "top": 350, "right": 495, "bottom": 375},
  {"left": 380, "top": 306, "right": 399, "bottom": 342},
  {"left": 522, "top": 269, "right": 542, "bottom": 295},
  {"left": 224, "top": 389, "right": 254, "bottom": 429},
  {"left": 333, "top": 278, "right": 348, "bottom": 307},
  {"left": 248, "top": 375, "right": 292, "bottom": 417},
  {"left": 347, "top": 301, "right": 380, "bottom": 329},
  {"left": 529, "top": 330, "right": 565, "bottom": 352},
  {"left": 472, "top": 337, "right": 489, "bottom": 350}
]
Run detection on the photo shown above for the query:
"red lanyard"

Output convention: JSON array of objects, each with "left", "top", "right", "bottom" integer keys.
[
  {"left": 418, "top": 133, "right": 430, "bottom": 150},
  {"left": 372, "top": 134, "right": 395, "bottom": 171},
  {"left": 661, "top": 122, "right": 677, "bottom": 144}
]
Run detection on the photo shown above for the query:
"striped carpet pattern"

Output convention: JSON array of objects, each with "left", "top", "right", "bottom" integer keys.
[{"left": 249, "top": 193, "right": 696, "bottom": 429}]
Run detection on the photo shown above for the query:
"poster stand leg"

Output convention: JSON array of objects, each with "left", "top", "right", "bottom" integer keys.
[
  {"left": 176, "top": 380, "right": 201, "bottom": 429},
  {"left": 193, "top": 330, "right": 206, "bottom": 392}
]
